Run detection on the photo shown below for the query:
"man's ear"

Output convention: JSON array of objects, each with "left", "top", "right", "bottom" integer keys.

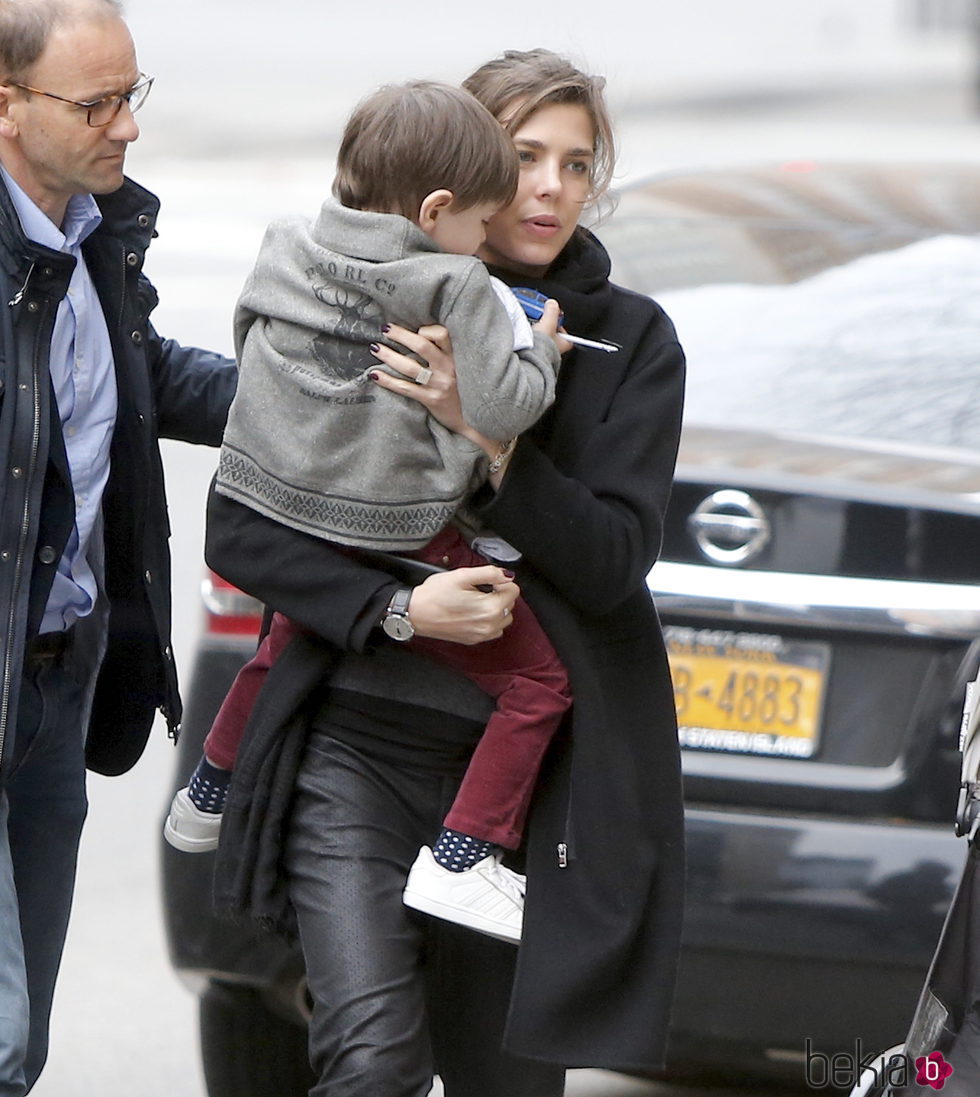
[
  {"left": 0, "top": 85, "right": 19, "bottom": 138},
  {"left": 417, "top": 189, "right": 455, "bottom": 231}
]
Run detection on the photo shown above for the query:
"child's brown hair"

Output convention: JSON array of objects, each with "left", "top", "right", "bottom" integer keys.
[{"left": 333, "top": 81, "right": 519, "bottom": 220}]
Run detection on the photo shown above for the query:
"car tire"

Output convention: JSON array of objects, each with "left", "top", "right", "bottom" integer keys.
[{"left": 199, "top": 980, "right": 315, "bottom": 1097}]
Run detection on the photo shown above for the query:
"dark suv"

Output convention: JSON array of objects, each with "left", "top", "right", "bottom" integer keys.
[{"left": 161, "top": 162, "right": 980, "bottom": 1095}]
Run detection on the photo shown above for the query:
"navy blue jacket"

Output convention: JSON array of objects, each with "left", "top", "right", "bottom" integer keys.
[{"left": 0, "top": 173, "right": 236, "bottom": 779}]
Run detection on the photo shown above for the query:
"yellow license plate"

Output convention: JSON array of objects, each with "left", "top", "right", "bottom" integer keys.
[{"left": 664, "top": 627, "right": 830, "bottom": 758}]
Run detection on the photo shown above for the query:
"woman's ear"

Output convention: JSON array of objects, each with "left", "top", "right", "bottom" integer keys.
[{"left": 417, "top": 189, "right": 455, "bottom": 233}]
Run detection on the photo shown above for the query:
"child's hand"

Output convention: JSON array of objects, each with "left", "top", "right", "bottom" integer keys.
[{"left": 532, "top": 298, "right": 573, "bottom": 355}]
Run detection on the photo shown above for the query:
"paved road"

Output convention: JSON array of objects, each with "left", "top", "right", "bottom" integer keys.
[{"left": 23, "top": 7, "right": 980, "bottom": 1093}]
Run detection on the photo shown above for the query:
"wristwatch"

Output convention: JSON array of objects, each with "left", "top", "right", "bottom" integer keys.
[{"left": 381, "top": 587, "right": 415, "bottom": 641}]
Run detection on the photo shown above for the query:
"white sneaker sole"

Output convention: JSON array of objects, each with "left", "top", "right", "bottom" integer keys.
[
  {"left": 163, "top": 789, "right": 222, "bottom": 853},
  {"left": 403, "top": 885, "right": 522, "bottom": 944}
]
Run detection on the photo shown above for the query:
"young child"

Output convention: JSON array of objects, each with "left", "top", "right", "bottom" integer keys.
[{"left": 164, "top": 81, "right": 572, "bottom": 944}]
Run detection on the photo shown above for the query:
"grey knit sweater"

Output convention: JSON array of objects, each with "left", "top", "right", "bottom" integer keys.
[{"left": 215, "top": 199, "right": 560, "bottom": 550}]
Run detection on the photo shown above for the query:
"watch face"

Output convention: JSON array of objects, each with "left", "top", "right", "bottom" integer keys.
[{"left": 383, "top": 614, "right": 415, "bottom": 641}]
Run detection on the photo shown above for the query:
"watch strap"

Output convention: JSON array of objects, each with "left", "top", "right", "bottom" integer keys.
[{"left": 386, "top": 587, "right": 412, "bottom": 618}]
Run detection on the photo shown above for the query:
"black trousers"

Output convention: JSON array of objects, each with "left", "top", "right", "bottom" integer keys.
[{"left": 284, "top": 731, "right": 565, "bottom": 1097}]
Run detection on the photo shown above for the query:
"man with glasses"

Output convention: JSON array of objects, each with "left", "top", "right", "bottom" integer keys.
[{"left": 0, "top": 1, "right": 236, "bottom": 1091}]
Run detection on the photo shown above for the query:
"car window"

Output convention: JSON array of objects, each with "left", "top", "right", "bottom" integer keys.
[
  {"left": 658, "top": 234, "right": 980, "bottom": 451},
  {"left": 602, "top": 164, "right": 980, "bottom": 453}
]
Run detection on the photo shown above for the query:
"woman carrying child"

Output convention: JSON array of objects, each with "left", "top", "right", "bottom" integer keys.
[
  {"left": 205, "top": 48, "right": 686, "bottom": 1097},
  {"left": 165, "top": 82, "right": 571, "bottom": 948}
]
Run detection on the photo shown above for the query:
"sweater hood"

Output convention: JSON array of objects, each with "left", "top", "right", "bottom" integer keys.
[
  {"left": 312, "top": 198, "right": 440, "bottom": 264},
  {"left": 487, "top": 227, "right": 613, "bottom": 335}
]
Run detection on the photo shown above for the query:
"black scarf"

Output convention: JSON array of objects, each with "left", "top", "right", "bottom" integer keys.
[{"left": 487, "top": 227, "right": 614, "bottom": 337}]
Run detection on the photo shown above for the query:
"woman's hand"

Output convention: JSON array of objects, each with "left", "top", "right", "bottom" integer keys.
[
  {"left": 407, "top": 566, "right": 518, "bottom": 644},
  {"left": 369, "top": 311, "right": 562, "bottom": 487},
  {"left": 370, "top": 323, "right": 471, "bottom": 436}
]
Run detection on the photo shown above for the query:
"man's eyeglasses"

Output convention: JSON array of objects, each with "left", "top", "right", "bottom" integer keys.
[{"left": 9, "top": 73, "right": 153, "bottom": 127}]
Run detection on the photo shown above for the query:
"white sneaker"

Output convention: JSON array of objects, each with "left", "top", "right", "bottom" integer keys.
[
  {"left": 403, "top": 845, "right": 525, "bottom": 944},
  {"left": 163, "top": 787, "right": 222, "bottom": 853}
]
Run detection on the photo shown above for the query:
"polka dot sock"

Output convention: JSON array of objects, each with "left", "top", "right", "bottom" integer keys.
[
  {"left": 187, "top": 756, "right": 232, "bottom": 814},
  {"left": 432, "top": 828, "right": 494, "bottom": 873}
]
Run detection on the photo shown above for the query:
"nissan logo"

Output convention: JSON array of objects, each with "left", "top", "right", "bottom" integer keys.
[{"left": 689, "top": 489, "right": 771, "bottom": 565}]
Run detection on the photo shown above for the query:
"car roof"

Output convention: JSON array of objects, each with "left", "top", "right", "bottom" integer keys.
[{"left": 602, "top": 161, "right": 980, "bottom": 294}]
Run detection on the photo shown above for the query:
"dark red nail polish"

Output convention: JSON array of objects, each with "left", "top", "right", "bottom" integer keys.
[
  {"left": 381, "top": 324, "right": 391, "bottom": 333},
  {"left": 503, "top": 569, "right": 516, "bottom": 578},
  {"left": 369, "top": 371, "right": 379, "bottom": 381},
  {"left": 370, "top": 344, "right": 380, "bottom": 353}
]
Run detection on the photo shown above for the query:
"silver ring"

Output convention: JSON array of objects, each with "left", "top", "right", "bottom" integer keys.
[
  {"left": 502, "top": 606, "right": 510, "bottom": 618},
  {"left": 414, "top": 366, "right": 432, "bottom": 386}
]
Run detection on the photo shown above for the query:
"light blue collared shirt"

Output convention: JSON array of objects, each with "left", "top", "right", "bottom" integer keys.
[{"left": 2, "top": 167, "right": 118, "bottom": 633}]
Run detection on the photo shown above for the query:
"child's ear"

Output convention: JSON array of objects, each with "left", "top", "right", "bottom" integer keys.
[{"left": 418, "top": 189, "right": 455, "bottom": 232}]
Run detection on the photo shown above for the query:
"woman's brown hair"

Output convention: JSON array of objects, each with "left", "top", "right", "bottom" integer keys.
[
  {"left": 462, "top": 48, "right": 616, "bottom": 202},
  {"left": 333, "top": 81, "right": 518, "bottom": 221}
]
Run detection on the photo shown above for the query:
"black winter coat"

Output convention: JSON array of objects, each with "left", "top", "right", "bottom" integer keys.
[
  {"left": 206, "top": 228, "right": 686, "bottom": 1071},
  {"left": 0, "top": 174, "right": 236, "bottom": 780}
]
